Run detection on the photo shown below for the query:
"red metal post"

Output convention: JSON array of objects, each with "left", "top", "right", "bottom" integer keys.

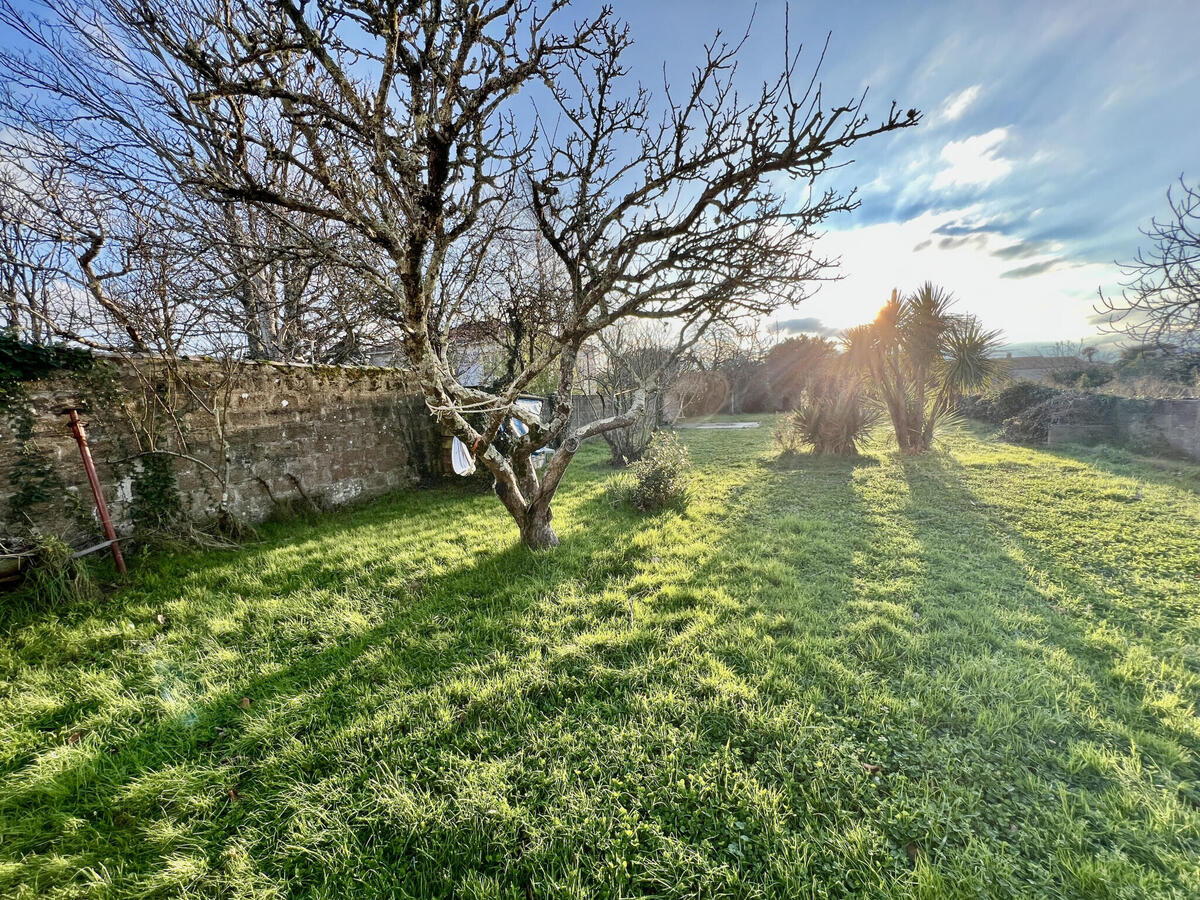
[{"left": 66, "top": 408, "right": 126, "bottom": 574}]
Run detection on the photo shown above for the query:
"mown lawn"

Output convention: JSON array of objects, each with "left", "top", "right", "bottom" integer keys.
[{"left": 2, "top": 419, "right": 1199, "bottom": 899}]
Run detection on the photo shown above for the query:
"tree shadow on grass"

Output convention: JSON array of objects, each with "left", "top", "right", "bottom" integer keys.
[
  {"left": 960, "top": 421, "right": 1200, "bottom": 497},
  {"left": 1040, "top": 440, "right": 1200, "bottom": 496},
  {"left": 5, "top": 443, "right": 1196, "bottom": 898},
  {"left": 562, "top": 444, "right": 1200, "bottom": 897},
  {"left": 887, "top": 451, "right": 1199, "bottom": 894},
  {"left": 0, "top": 480, "right": 660, "bottom": 897},
  {"left": 764, "top": 451, "right": 881, "bottom": 475},
  {"left": 918, "top": 450, "right": 1200, "bottom": 745}
]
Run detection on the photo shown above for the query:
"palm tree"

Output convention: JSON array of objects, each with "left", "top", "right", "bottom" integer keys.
[{"left": 846, "top": 283, "right": 1002, "bottom": 452}]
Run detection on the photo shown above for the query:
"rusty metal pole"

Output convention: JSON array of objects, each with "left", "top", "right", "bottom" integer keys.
[{"left": 65, "top": 408, "right": 126, "bottom": 574}]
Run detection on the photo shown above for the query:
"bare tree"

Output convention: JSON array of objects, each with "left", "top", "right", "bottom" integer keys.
[
  {"left": 0, "top": 0, "right": 389, "bottom": 362},
  {"left": 3, "top": 0, "right": 917, "bottom": 548},
  {"left": 696, "top": 325, "right": 779, "bottom": 414},
  {"left": 594, "top": 322, "right": 693, "bottom": 465},
  {"left": 0, "top": 208, "right": 58, "bottom": 342},
  {"left": 761, "top": 334, "right": 838, "bottom": 410},
  {"left": 1098, "top": 177, "right": 1200, "bottom": 351},
  {"left": 505, "top": 15, "right": 915, "bottom": 542},
  {"left": 444, "top": 218, "right": 572, "bottom": 392}
]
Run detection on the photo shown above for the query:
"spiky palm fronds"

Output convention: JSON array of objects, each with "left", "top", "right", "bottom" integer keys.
[
  {"left": 852, "top": 285, "right": 1003, "bottom": 452},
  {"left": 779, "top": 376, "right": 881, "bottom": 455},
  {"left": 903, "top": 282, "right": 955, "bottom": 368},
  {"left": 939, "top": 315, "right": 1004, "bottom": 394}
]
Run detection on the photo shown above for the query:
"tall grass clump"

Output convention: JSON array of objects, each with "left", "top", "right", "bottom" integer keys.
[{"left": 20, "top": 535, "right": 98, "bottom": 605}]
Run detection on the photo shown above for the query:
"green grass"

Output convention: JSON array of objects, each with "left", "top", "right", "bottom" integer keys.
[{"left": 2, "top": 420, "right": 1199, "bottom": 898}]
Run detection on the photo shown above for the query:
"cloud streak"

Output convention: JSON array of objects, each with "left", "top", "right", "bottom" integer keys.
[
  {"left": 992, "top": 240, "right": 1049, "bottom": 260},
  {"left": 1000, "top": 260, "right": 1061, "bottom": 279},
  {"left": 939, "top": 84, "right": 982, "bottom": 122},
  {"left": 932, "top": 129, "right": 1014, "bottom": 190},
  {"left": 775, "top": 316, "right": 841, "bottom": 337}
]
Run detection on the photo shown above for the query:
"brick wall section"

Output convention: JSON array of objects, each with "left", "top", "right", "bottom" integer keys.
[
  {"left": 1, "top": 359, "right": 442, "bottom": 545},
  {"left": 1046, "top": 397, "right": 1200, "bottom": 459}
]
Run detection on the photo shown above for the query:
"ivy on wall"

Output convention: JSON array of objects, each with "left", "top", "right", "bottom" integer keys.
[
  {"left": 0, "top": 333, "right": 185, "bottom": 544},
  {"left": 0, "top": 332, "right": 96, "bottom": 403},
  {"left": 1, "top": 334, "right": 99, "bottom": 530}
]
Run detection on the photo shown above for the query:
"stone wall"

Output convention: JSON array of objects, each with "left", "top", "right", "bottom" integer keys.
[
  {"left": 1, "top": 359, "right": 442, "bottom": 547},
  {"left": 1046, "top": 397, "right": 1200, "bottom": 459}
]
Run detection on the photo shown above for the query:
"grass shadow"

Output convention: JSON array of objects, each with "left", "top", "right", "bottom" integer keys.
[
  {"left": 960, "top": 420, "right": 1200, "bottom": 497},
  {"left": 3, "top": 432, "right": 1198, "bottom": 897},
  {"left": 0, "top": 466, "right": 666, "bottom": 896}
]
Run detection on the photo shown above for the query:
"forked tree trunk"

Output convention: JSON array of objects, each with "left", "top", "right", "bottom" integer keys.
[
  {"left": 478, "top": 397, "right": 641, "bottom": 551},
  {"left": 490, "top": 459, "right": 563, "bottom": 551},
  {"left": 519, "top": 501, "right": 558, "bottom": 550}
]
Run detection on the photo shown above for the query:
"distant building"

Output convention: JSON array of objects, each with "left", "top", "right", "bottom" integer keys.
[
  {"left": 995, "top": 352, "right": 1083, "bottom": 384},
  {"left": 364, "top": 343, "right": 405, "bottom": 367}
]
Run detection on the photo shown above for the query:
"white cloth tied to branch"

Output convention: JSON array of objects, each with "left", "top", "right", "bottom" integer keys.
[
  {"left": 450, "top": 398, "right": 548, "bottom": 477},
  {"left": 451, "top": 436, "right": 476, "bottom": 476}
]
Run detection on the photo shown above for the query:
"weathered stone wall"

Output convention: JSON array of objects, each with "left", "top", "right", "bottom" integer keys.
[
  {"left": 1117, "top": 398, "right": 1200, "bottom": 458},
  {"left": 1, "top": 359, "right": 442, "bottom": 546},
  {"left": 1046, "top": 397, "right": 1200, "bottom": 459}
]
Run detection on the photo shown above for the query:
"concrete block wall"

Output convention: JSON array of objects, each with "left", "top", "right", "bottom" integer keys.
[
  {"left": 1045, "top": 396, "right": 1200, "bottom": 459},
  {"left": 1135, "top": 399, "right": 1200, "bottom": 458}
]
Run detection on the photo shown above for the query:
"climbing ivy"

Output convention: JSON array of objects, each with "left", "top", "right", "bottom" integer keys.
[
  {"left": 128, "top": 450, "right": 184, "bottom": 534},
  {"left": 0, "top": 332, "right": 96, "bottom": 404},
  {"left": 1, "top": 334, "right": 100, "bottom": 529},
  {"left": 0, "top": 333, "right": 149, "bottom": 541}
]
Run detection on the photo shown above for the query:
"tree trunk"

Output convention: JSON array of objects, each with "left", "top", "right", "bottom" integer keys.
[
  {"left": 491, "top": 463, "right": 561, "bottom": 551},
  {"left": 519, "top": 502, "right": 559, "bottom": 550}
]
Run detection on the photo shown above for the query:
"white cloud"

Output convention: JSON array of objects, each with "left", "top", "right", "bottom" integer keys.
[
  {"left": 931, "top": 128, "right": 1014, "bottom": 190},
  {"left": 939, "top": 84, "right": 982, "bottom": 122},
  {"left": 772, "top": 210, "right": 1120, "bottom": 344}
]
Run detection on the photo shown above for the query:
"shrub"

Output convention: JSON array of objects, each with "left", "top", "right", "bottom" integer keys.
[
  {"left": 1114, "top": 345, "right": 1200, "bottom": 384},
  {"left": 621, "top": 430, "right": 691, "bottom": 511},
  {"left": 998, "top": 392, "right": 1117, "bottom": 444},
  {"left": 964, "top": 381, "right": 1062, "bottom": 424},
  {"left": 775, "top": 379, "right": 879, "bottom": 455},
  {"left": 1048, "top": 364, "right": 1114, "bottom": 388},
  {"left": 957, "top": 393, "right": 990, "bottom": 421}
]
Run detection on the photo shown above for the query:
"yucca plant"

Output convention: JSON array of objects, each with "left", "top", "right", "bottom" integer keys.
[
  {"left": 846, "top": 283, "right": 1002, "bottom": 452},
  {"left": 778, "top": 375, "right": 880, "bottom": 455}
]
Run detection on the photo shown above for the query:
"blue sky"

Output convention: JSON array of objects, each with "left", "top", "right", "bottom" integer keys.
[
  {"left": 597, "top": 0, "right": 1200, "bottom": 346},
  {"left": 5, "top": 1, "right": 1195, "bottom": 348}
]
